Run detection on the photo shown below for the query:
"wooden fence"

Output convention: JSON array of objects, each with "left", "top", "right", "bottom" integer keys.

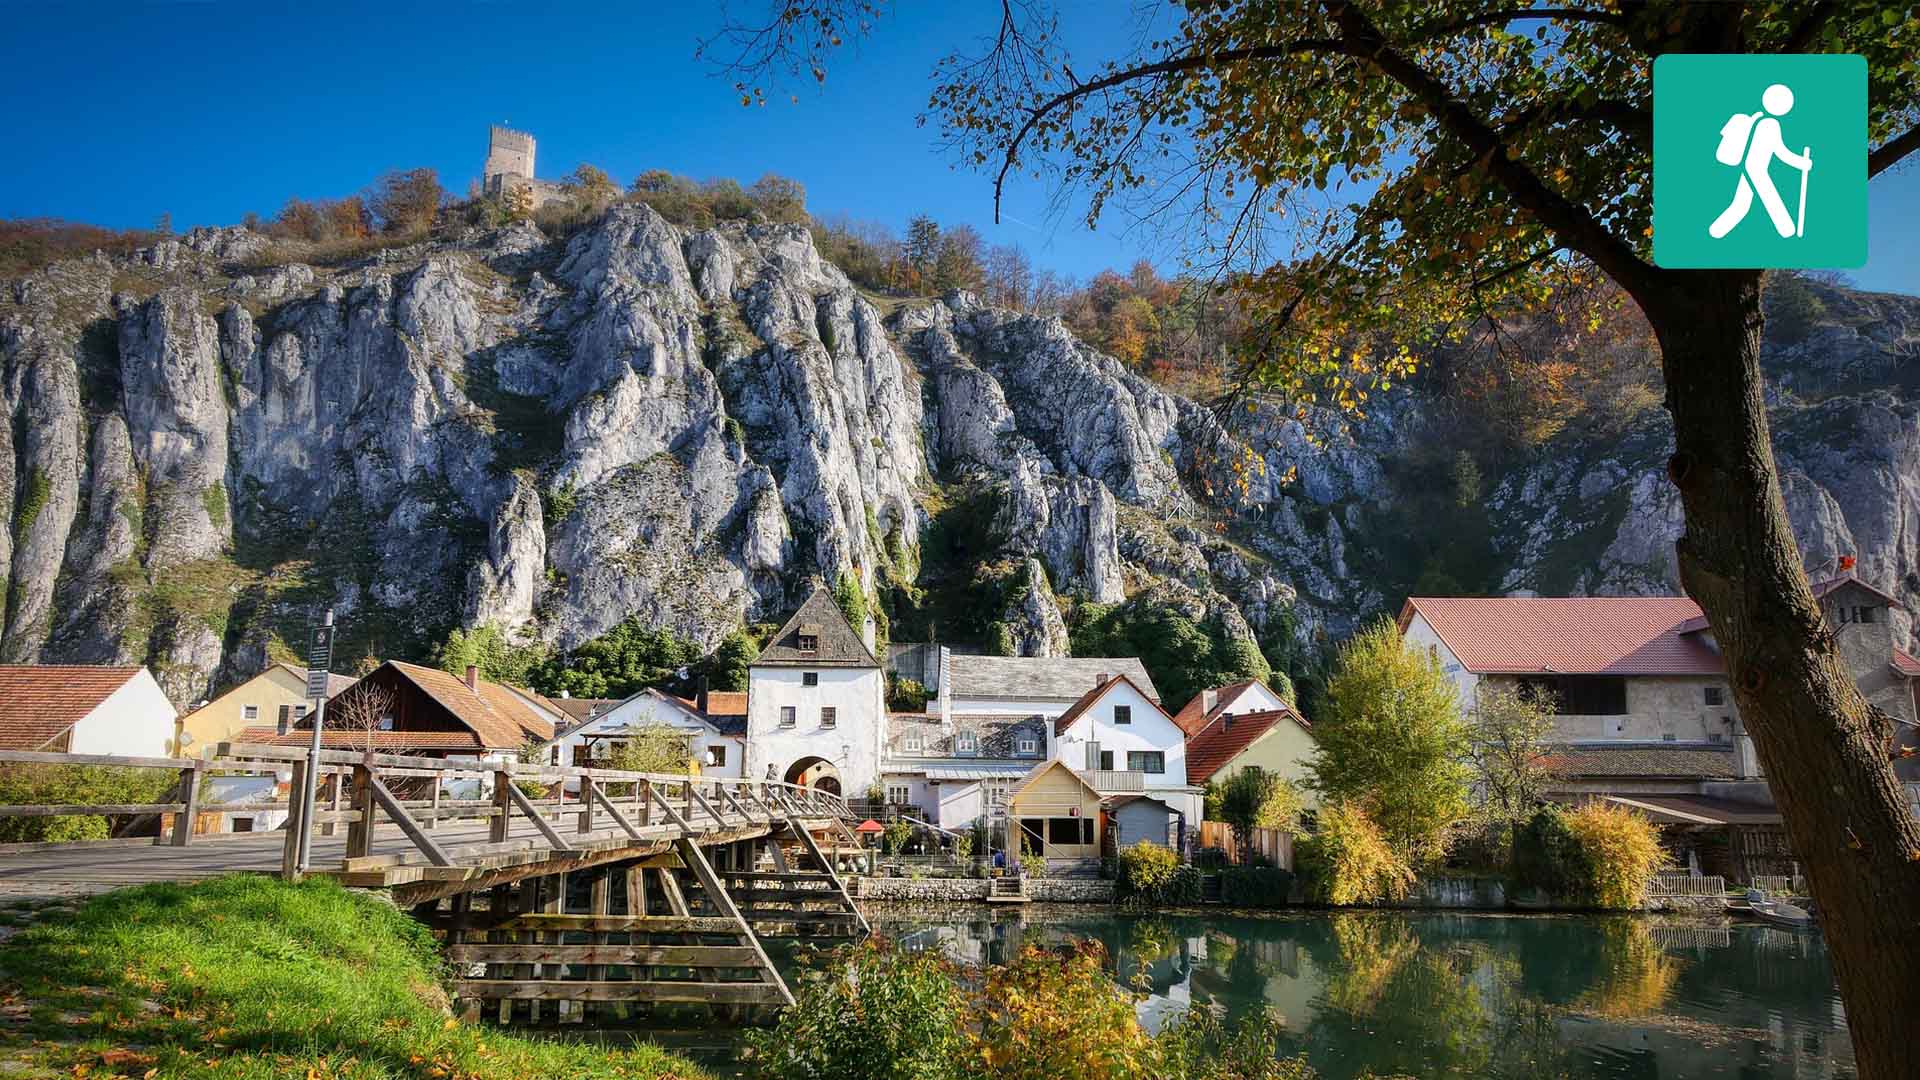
[
  {"left": 1750, "top": 874, "right": 1807, "bottom": 895},
  {"left": 1197, "top": 820, "right": 1294, "bottom": 870}
]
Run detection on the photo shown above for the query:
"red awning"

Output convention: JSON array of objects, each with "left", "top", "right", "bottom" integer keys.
[{"left": 855, "top": 819, "right": 885, "bottom": 833}]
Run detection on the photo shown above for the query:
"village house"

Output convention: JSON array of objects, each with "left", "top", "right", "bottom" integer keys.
[
  {"left": 742, "top": 585, "right": 887, "bottom": 797},
  {"left": 0, "top": 665, "right": 177, "bottom": 759},
  {"left": 541, "top": 687, "right": 746, "bottom": 777},
  {"left": 1181, "top": 696, "right": 1317, "bottom": 803},
  {"left": 239, "top": 660, "right": 560, "bottom": 759},
  {"left": 1399, "top": 574, "right": 1920, "bottom": 879},
  {"left": 175, "top": 663, "right": 357, "bottom": 758}
]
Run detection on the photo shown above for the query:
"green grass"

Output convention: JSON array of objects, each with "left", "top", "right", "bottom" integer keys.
[{"left": 0, "top": 875, "right": 706, "bottom": 1080}]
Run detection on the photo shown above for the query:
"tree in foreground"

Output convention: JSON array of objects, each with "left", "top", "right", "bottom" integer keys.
[
  {"left": 1464, "top": 684, "right": 1560, "bottom": 830},
  {"left": 709, "top": 5, "right": 1920, "bottom": 1066},
  {"left": 1215, "top": 765, "right": 1304, "bottom": 864},
  {"left": 1309, "top": 618, "right": 1470, "bottom": 866}
]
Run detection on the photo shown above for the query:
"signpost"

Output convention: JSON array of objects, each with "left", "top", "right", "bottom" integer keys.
[{"left": 294, "top": 609, "right": 335, "bottom": 874}]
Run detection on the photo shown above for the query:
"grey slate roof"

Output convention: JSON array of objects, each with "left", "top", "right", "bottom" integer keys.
[
  {"left": 947, "top": 655, "right": 1160, "bottom": 702},
  {"left": 884, "top": 713, "right": 1049, "bottom": 759},
  {"left": 753, "top": 585, "right": 879, "bottom": 667},
  {"left": 1546, "top": 743, "right": 1738, "bottom": 779}
]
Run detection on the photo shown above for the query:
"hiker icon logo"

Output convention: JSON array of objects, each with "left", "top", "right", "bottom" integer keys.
[{"left": 1654, "top": 54, "right": 1866, "bottom": 269}]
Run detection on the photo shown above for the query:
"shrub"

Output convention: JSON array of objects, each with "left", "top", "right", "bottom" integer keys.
[
  {"left": 888, "top": 672, "right": 930, "bottom": 712},
  {"left": 1295, "top": 802, "right": 1415, "bottom": 906},
  {"left": 1020, "top": 852, "right": 1048, "bottom": 878},
  {"left": 1192, "top": 846, "right": 1229, "bottom": 871},
  {"left": 0, "top": 764, "right": 176, "bottom": 842},
  {"left": 1116, "top": 842, "right": 1201, "bottom": 906},
  {"left": 1509, "top": 805, "right": 1587, "bottom": 897},
  {"left": 749, "top": 938, "right": 968, "bottom": 1080},
  {"left": 1219, "top": 866, "right": 1295, "bottom": 908},
  {"left": 1564, "top": 802, "right": 1666, "bottom": 909}
]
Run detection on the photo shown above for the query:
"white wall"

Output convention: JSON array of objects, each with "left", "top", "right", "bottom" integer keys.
[
  {"left": 745, "top": 665, "right": 885, "bottom": 794},
  {"left": 1210, "top": 682, "right": 1289, "bottom": 722},
  {"left": 550, "top": 693, "right": 743, "bottom": 778},
  {"left": 1401, "top": 613, "right": 1480, "bottom": 702},
  {"left": 69, "top": 669, "right": 176, "bottom": 758},
  {"left": 1053, "top": 680, "right": 1187, "bottom": 782},
  {"left": 947, "top": 694, "right": 1084, "bottom": 718}
]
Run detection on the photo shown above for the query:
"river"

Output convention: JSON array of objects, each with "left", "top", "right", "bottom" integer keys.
[{"left": 594, "top": 907, "right": 1855, "bottom": 1078}]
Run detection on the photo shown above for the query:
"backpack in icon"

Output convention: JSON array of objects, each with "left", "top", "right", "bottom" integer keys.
[{"left": 1716, "top": 111, "right": 1764, "bottom": 166}]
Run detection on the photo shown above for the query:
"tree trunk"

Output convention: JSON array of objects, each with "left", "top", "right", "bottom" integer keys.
[{"left": 1646, "top": 269, "right": 1920, "bottom": 1079}]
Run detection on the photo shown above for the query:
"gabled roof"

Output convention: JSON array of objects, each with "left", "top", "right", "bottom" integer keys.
[
  {"left": 1894, "top": 648, "right": 1920, "bottom": 677},
  {"left": 1674, "top": 575, "right": 1902, "bottom": 635},
  {"left": 1053, "top": 673, "right": 1171, "bottom": 735},
  {"left": 753, "top": 585, "right": 878, "bottom": 667},
  {"left": 1010, "top": 757, "right": 1104, "bottom": 800},
  {"left": 1399, "top": 596, "right": 1725, "bottom": 676},
  {"left": 1184, "top": 708, "right": 1311, "bottom": 785},
  {"left": 376, "top": 661, "right": 555, "bottom": 749},
  {"left": 948, "top": 655, "right": 1160, "bottom": 702},
  {"left": 1105, "top": 793, "right": 1176, "bottom": 813},
  {"left": 1172, "top": 679, "right": 1263, "bottom": 737},
  {"left": 549, "top": 697, "right": 622, "bottom": 726},
  {"left": 0, "top": 666, "right": 150, "bottom": 750}
]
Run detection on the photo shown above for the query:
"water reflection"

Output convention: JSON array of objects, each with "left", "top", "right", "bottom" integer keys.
[{"left": 869, "top": 909, "right": 1854, "bottom": 1079}]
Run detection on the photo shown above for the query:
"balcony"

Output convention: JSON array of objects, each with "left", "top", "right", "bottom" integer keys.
[{"left": 1083, "top": 769, "right": 1146, "bottom": 793}]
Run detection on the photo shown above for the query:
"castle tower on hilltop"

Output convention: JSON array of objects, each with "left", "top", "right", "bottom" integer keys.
[{"left": 483, "top": 125, "right": 536, "bottom": 186}]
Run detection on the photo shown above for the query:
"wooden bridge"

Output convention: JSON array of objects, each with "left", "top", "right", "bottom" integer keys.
[{"left": 0, "top": 744, "right": 871, "bottom": 1021}]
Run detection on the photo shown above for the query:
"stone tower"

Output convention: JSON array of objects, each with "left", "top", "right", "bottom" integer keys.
[{"left": 483, "top": 125, "right": 536, "bottom": 187}]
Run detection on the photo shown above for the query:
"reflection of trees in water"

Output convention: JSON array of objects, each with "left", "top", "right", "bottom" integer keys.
[
  {"left": 1573, "top": 920, "right": 1685, "bottom": 1019},
  {"left": 1302, "top": 914, "right": 1498, "bottom": 1078}
]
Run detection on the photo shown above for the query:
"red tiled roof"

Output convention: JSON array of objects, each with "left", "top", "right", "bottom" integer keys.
[
  {"left": 1053, "top": 673, "right": 1170, "bottom": 735},
  {"left": 1171, "top": 680, "right": 1260, "bottom": 737},
  {"left": 381, "top": 662, "right": 555, "bottom": 749},
  {"left": 1184, "top": 709, "right": 1309, "bottom": 785},
  {"left": 0, "top": 666, "right": 145, "bottom": 750},
  {"left": 1398, "top": 597, "right": 1725, "bottom": 676},
  {"left": 1894, "top": 649, "right": 1920, "bottom": 677},
  {"left": 236, "top": 727, "right": 485, "bottom": 751}
]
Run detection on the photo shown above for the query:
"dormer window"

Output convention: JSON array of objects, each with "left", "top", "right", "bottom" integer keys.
[
  {"left": 903, "top": 734, "right": 924, "bottom": 754},
  {"left": 955, "top": 731, "right": 978, "bottom": 756},
  {"left": 796, "top": 624, "right": 821, "bottom": 652},
  {"left": 1017, "top": 737, "right": 1039, "bottom": 756}
]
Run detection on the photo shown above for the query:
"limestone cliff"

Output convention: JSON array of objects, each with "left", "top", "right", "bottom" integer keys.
[{"left": 3, "top": 210, "right": 1914, "bottom": 705}]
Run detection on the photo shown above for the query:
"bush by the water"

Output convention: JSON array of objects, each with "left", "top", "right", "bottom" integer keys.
[
  {"left": 0, "top": 875, "right": 703, "bottom": 1079},
  {"left": 0, "top": 763, "right": 175, "bottom": 842},
  {"left": 1115, "top": 842, "right": 1202, "bottom": 906},
  {"left": 755, "top": 936, "right": 1384, "bottom": 1079},
  {"left": 1220, "top": 866, "right": 1295, "bottom": 907},
  {"left": 1510, "top": 803, "right": 1666, "bottom": 908},
  {"left": 1296, "top": 802, "right": 1416, "bottom": 905}
]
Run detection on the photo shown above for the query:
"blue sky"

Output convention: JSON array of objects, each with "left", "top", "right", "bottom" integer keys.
[{"left": 1, "top": 3, "right": 1914, "bottom": 295}]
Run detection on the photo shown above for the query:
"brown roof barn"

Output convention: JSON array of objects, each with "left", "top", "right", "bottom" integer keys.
[{"left": 238, "top": 660, "right": 556, "bottom": 755}]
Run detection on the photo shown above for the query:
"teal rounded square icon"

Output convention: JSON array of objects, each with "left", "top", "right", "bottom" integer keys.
[{"left": 1653, "top": 54, "right": 1866, "bottom": 269}]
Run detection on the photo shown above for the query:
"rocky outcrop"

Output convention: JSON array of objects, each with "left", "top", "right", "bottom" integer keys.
[{"left": 7, "top": 206, "right": 1913, "bottom": 707}]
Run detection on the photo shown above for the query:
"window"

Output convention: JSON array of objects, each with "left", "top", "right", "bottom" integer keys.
[
  {"left": 802, "top": 672, "right": 819, "bottom": 687},
  {"left": 1099, "top": 750, "right": 1114, "bottom": 771},
  {"left": 955, "top": 731, "right": 978, "bottom": 755},
  {"left": 551, "top": 745, "right": 561, "bottom": 765},
  {"left": 292, "top": 704, "right": 308, "bottom": 720},
  {"left": 1519, "top": 675, "right": 1628, "bottom": 716},
  {"left": 275, "top": 704, "right": 294, "bottom": 734},
  {"left": 232, "top": 818, "right": 254, "bottom": 833},
  {"left": 1836, "top": 604, "right": 1876, "bottom": 625},
  {"left": 241, "top": 704, "right": 259, "bottom": 721},
  {"left": 1113, "top": 705, "right": 1132, "bottom": 725},
  {"left": 821, "top": 706, "right": 837, "bottom": 728},
  {"left": 1127, "top": 751, "right": 1166, "bottom": 774},
  {"left": 1017, "top": 737, "right": 1039, "bottom": 755},
  {"left": 1048, "top": 818, "right": 1082, "bottom": 844},
  {"left": 705, "top": 745, "right": 727, "bottom": 768},
  {"left": 1704, "top": 687, "right": 1724, "bottom": 707},
  {"left": 779, "top": 706, "right": 797, "bottom": 728},
  {"left": 378, "top": 714, "right": 395, "bottom": 731},
  {"left": 903, "top": 734, "right": 924, "bottom": 753},
  {"left": 887, "top": 785, "right": 911, "bottom": 804},
  {"left": 797, "top": 634, "right": 819, "bottom": 651}
]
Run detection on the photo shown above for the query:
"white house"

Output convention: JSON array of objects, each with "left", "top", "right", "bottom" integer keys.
[
  {"left": 543, "top": 688, "right": 745, "bottom": 777},
  {"left": 1052, "top": 673, "right": 1202, "bottom": 825},
  {"left": 743, "top": 585, "right": 887, "bottom": 798},
  {"left": 0, "top": 665, "right": 177, "bottom": 758}
]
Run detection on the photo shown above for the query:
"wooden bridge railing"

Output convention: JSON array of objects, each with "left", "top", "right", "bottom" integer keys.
[{"left": 0, "top": 745, "right": 854, "bottom": 875}]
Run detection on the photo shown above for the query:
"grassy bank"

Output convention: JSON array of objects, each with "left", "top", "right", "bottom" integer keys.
[{"left": 0, "top": 875, "right": 705, "bottom": 1079}]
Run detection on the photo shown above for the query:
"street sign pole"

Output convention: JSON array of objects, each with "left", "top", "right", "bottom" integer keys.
[{"left": 295, "top": 609, "right": 335, "bottom": 875}]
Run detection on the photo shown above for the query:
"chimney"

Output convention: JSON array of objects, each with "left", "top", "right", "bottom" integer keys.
[
  {"left": 697, "top": 674, "right": 710, "bottom": 715},
  {"left": 464, "top": 664, "right": 479, "bottom": 691},
  {"left": 1202, "top": 688, "right": 1218, "bottom": 714},
  {"left": 1096, "top": 672, "right": 1110, "bottom": 689}
]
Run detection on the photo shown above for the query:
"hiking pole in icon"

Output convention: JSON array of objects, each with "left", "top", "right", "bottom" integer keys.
[{"left": 1795, "top": 146, "right": 1811, "bottom": 237}]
